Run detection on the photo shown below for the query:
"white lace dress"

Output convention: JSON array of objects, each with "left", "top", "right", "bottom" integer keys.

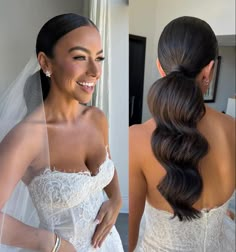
[
  {"left": 27, "top": 152, "right": 124, "bottom": 252},
  {"left": 135, "top": 195, "right": 235, "bottom": 252}
]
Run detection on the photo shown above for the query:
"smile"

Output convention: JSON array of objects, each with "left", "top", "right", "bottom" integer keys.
[{"left": 76, "top": 82, "right": 95, "bottom": 87}]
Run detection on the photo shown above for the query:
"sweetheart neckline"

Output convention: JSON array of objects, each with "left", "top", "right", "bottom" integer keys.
[
  {"left": 146, "top": 190, "right": 235, "bottom": 216},
  {"left": 28, "top": 154, "right": 113, "bottom": 187}
]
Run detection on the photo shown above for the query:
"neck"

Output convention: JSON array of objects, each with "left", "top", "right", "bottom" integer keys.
[{"left": 44, "top": 90, "right": 84, "bottom": 123}]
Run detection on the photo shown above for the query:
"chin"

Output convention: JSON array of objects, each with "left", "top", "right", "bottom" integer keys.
[{"left": 78, "top": 96, "right": 92, "bottom": 105}]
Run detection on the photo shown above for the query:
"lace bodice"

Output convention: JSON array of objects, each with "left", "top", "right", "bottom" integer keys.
[
  {"left": 135, "top": 195, "right": 235, "bottom": 252},
  {"left": 28, "top": 153, "right": 123, "bottom": 251}
]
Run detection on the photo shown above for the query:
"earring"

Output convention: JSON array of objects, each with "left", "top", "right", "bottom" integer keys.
[
  {"left": 203, "top": 80, "right": 209, "bottom": 86},
  {"left": 45, "top": 70, "right": 51, "bottom": 78}
]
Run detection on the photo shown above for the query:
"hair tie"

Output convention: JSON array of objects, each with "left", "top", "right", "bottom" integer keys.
[
  {"left": 171, "top": 65, "right": 185, "bottom": 74},
  {"left": 169, "top": 65, "right": 195, "bottom": 78}
]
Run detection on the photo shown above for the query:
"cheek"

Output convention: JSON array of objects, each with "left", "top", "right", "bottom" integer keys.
[
  {"left": 56, "top": 61, "right": 80, "bottom": 78},
  {"left": 97, "top": 63, "right": 102, "bottom": 77}
]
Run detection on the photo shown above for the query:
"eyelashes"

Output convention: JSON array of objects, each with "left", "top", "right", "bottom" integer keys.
[
  {"left": 96, "top": 57, "right": 105, "bottom": 62},
  {"left": 73, "top": 56, "right": 86, "bottom": 60},
  {"left": 73, "top": 56, "right": 105, "bottom": 62}
]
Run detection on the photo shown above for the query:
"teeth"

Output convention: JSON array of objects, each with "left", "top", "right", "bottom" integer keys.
[{"left": 77, "top": 82, "right": 94, "bottom": 87}]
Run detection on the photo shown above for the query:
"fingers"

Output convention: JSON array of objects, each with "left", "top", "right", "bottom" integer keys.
[
  {"left": 93, "top": 224, "right": 113, "bottom": 248},
  {"left": 97, "top": 227, "right": 113, "bottom": 248},
  {"left": 226, "top": 210, "right": 235, "bottom": 220},
  {"left": 92, "top": 200, "right": 118, "bottom": 248},
  {"left": 95, "top": 209, "right": 106, "bottom": 225},
  {"left": 92, "top": 220, "right": 107, "bottom": 246}
]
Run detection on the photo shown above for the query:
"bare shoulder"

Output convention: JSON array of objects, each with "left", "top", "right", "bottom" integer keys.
[
  {"left": 129, "top": 119, "right": 154, "bottom": 142},
  {"left": 129, "top": 119, "right": 155, "bottom": 162},
  {"left": 82, "top": 106, "right": 108, "bottom": 144},
  {"left": 206, "top": 106, "right": 235, "bottom": 139},
  {"left": 1, "top": 108, "right": 46, "bottom": 157},
  {"left": 83, "top": 106, "right": 107, "bottom": 126}
]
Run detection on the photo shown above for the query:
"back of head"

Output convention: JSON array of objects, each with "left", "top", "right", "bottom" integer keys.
[
  {"left": 158, "top": 16, "right": 218, "bottom": 77},
  {"left": 148, "top": 16, "right": 218, "bottom": 221},
  {"left": 35, "top": 13, "right": 97, "bottom": 100}
]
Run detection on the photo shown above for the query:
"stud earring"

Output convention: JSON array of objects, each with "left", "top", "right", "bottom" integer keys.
[
  {"left": 203, "top": 80, "right": 209, "bottom": 86},
  {"left": 45, "top": 70, "right": 51, "bottom": 78}
]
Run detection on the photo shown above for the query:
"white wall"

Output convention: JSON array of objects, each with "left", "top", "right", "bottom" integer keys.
[
  {"left": 130, "top": 0, "right": 236, "bottom": 121},
  {"left": 109, "top": 0, "right": 129, "bottom": 213},
  {"left": 0, "top": 0, "right": 86, "bottom": 94},
  {"left": 156, "top": 0, "right": 235, "bottom": 36},
  {"left": 208, "top": 46, "right": 236, "bottom": 112}
]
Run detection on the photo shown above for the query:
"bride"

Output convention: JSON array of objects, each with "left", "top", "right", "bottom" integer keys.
[
  {"left": 0, "top": 13, "right": 123, "bottom": 251},
  {"left": 129, "top": 16, "right": 235, "bottom": 252}
]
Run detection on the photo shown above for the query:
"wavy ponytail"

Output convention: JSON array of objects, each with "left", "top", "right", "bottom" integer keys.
[
  {"left": 148, "top": 16, "right": 218, "bottom": 221},
  {"left": 148, "top": 72, "right": 208, "bottom": 221}
]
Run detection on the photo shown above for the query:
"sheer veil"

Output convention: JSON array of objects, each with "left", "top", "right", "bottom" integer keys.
[{"left": 0, "top": 55, "right": 50, "bottom": 251}]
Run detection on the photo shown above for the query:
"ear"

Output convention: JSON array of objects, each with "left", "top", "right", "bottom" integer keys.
[
  {"left": 37, "top": 52, "right": 52, "bottom": 74},
  {"left": 197, "top": 60, "right": 215, "bottom": 93},
  {"left": 156, "top": 59, "right": 166, "bottom": 77},
  {"left": 199, "top": 60, "right": 215, "bottom": 84}
]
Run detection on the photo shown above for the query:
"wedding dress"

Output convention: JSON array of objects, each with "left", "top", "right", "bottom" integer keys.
[
  {"left": 0, "top": 55, "right": 124, "bottom": 252},
  {"left": 27, "top": 150, "right": 124, "bottom": 252},
  {"left": 135, "top": 193, "right": 235, "bottom": 252}
]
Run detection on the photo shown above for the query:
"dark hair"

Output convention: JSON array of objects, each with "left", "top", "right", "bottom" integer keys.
[
  {"left": 148, "top": 16, "right": 218, "bottom": 221},
  {"left": 36, "top": 13, "right": 97, "bottom": 99}
]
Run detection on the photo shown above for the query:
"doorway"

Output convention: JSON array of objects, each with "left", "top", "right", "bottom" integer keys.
[{"left": 129, "top": 34, "right": 146, "bottom": 126}]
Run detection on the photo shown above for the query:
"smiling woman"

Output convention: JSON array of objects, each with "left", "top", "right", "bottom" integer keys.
[{"left": 0, "top": 13, "right": 123, "bottom": 252}]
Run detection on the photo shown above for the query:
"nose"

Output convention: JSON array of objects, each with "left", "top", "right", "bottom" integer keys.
[{"left": 87, "top": 59, "right": 101, "bottom": 78}]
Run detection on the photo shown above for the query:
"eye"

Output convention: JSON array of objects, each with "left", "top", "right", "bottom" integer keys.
[
  {"left": 73, "top": 56, "right": 86, "bottom": 60},
  {"left": 96, "top": 56, "right": 105, "bottom": 62}
]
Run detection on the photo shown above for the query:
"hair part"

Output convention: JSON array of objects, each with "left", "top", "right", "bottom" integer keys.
[{"left": 148, "top": 16, "right": 218, "bottom": 221}]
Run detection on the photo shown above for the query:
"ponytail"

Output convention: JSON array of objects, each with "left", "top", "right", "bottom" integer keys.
[{"left": 148, "top": 71, "right": 209, "bottom": 221}]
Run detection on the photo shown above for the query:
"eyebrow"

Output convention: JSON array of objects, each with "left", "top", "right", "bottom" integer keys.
[{"left": 68, "top": 46, "right": 103, "bottom": 55}]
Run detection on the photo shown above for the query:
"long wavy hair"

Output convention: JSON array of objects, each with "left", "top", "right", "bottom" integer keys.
[{"left": 148, "top": 16, "right": 218, "bottom": 221}]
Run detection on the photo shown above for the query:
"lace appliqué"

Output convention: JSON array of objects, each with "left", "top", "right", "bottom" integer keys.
[
  {"left": 135, "top": 195, "right": 235, "bottom": 252},
  {"left": 28, "top": 157, "right": 123, "bottom": 251}
]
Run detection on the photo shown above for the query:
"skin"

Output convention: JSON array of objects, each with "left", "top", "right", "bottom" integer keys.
[
  {"left": 129, "top": 61, "right": 235, "bottom": 251},
  {"left": 0, "top": 25, "right": 122, "bottom": 251}
]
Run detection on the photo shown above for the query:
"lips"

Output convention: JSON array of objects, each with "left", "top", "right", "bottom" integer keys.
[
  {"left": 76, "top": 82, "right": 94, "bottom": 87},
  {"left": 76, "top": 81, "right": 95, "bottom": 94}
]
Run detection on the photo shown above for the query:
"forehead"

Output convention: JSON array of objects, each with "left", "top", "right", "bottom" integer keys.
[{"left": 54, "top": 26, "right": 102, "bottom": 52}]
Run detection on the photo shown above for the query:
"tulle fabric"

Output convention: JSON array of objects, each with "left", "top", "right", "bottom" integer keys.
[{"left": 0, "top": 55, "right": 50, "bottom": 251}]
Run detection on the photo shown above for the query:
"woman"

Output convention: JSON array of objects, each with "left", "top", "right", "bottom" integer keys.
[
  {"left": 0, "top": 13, "right": 123, "bottom": 251},
  {"left": 129, "top": 16, "right": 235, "bottom": 252}
]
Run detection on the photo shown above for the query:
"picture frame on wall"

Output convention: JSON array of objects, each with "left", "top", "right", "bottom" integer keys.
[{"left": 204, "top": 56, "right": 221, "bottom": 103}]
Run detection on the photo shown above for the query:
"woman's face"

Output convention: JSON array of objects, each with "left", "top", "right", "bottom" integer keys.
[{"left": 49, "top": 25, "right": 104, "bottom": 104}]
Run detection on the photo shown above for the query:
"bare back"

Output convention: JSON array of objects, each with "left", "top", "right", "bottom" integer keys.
[{"left": 129, "top": 105, "right": 235, "bottom": 214}]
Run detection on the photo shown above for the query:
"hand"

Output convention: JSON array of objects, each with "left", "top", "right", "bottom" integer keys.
[
  {"left": 92, "top": 198, "right": 122, "bottom": 248},
  {"left": 58, "top": 238, "right": 76, "bottom": 252},
  {"left": 226, "top": 209, "right": 235, "bottom": 220},
  {"left": 38, "top": 230, "right": 76, "bottom": 252}
]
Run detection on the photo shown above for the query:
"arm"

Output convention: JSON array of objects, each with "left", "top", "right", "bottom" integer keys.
[
  {"left": 0, "top": 124, "right": 50, "bottom": 250},
  {"left": 91, "top": 109, "right": 122, "bottom": 248},
  {"left": 94, "top": 108, "right": 122, "bottom": 205},
  {"left": 129, "top": 126, "right": 147, "bottom": 252},
  {"left": 0, "top": 124, "right": 75, "bottom": 251}
]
